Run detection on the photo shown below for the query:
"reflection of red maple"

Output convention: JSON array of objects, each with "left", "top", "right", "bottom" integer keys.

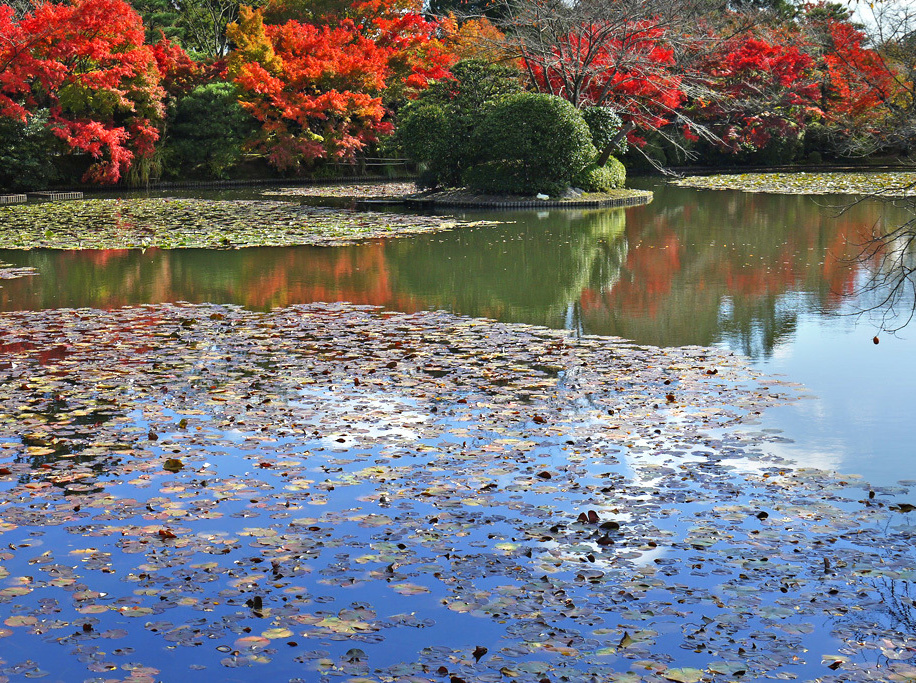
[
  {"left": 580, "top": 197, "right": 875, "bottom": 330},
  {"left": 0, "top": 196, "right": 889, "bottom": 354},
  {"left": 228, "top": 244, "right": 425, "bottom": 312}
]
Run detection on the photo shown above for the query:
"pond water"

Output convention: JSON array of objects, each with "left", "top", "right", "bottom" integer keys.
[
  {"left": 2, "top": 181, "right": 913, "bottom": 490},
  {"left": 1, "top": 180, "right": 916, "bottom": 683}
]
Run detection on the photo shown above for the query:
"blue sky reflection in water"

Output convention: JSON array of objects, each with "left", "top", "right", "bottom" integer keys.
[
  {"left": 1, "top": 182, "right": 916, "bottom": 682},
  {"left": 3, "top": 180, "right": 911, "bottom": 489}
]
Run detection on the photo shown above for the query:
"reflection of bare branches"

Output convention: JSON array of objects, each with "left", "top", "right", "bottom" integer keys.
[
  {"left": 871, "top": 576, "right": 916, "bottom": 634},
  {"left": 849, "top": 1, "right": 916, "bottom": 157},
  {"left": 852, "top": 189, "right": 916, "bottom": 333}
]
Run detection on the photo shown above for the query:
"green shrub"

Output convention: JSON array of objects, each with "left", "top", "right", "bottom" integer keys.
[
  {"left": 395, "top": 59, "right": 522, "bottom": 188},
  {"left": 462, "top": 162, "right": 567, "bottom": 196},
  {"left": 575, "top": 156, "right": 626, "bottom": 192},
  {"left": 467, "top": 93, "right": 596, "bottom": 195},
  {"left": 165, "top": 82, "right": 257, "bottom": 179},
  {"left": 397, "top": 101, "right": 459, "bottom": 188},
  {"left": 581, "top": 106, "right": 628, "bottom": 155}
]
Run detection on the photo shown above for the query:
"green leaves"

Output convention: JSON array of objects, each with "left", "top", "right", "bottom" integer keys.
[
  {"left": 673, "top": 171, "right": 916, "bottom": 196},
  {"left": 0, "top": 197, "right": 495, "bottom": 250}
]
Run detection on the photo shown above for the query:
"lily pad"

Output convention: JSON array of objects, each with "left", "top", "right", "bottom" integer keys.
[
  {"left": 671, "top": 171, "right": 916, "bottom": 196},
  {"left": 0, "top": 198, "right": 499, "bottom": 250},
  {"left": 0, "top": 301, "right": 908, "bottom": 683}
]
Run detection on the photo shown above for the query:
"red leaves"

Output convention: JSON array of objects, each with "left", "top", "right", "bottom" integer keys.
[
  {"left": 0, "top": 0, "right": 164, "bottom": 184},
  {"left": 524, "top": 19, "right": 684, "bottom": 134},
  {"left": 691, "top": 33, "right": 821, "bottom": 154},
  {"left": 152, "top": 39, "right": 202, "bottom": 99},
  {"left": 226, "top": 1, "right": 453, "bottom": 172},
  {"left": 814, "top": 18, "right": 895, "bottom": 124}
]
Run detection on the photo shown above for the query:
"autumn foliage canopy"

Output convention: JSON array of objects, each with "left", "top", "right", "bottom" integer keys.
[
  {"left": 226, "top": 0, "right": 452, "bottom": 171},
  {"left": 0, "top": 0, "right": 453, "bottom": 183},
  {"left": 0, "top": 0, "right": 910, "bottom": 186},
  {"left": 0, "top": 0, "right": 163, "bottom": 183}
]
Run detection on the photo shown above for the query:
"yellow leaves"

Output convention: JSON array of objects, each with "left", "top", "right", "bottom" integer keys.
[
  {"left": 442, "top": 13, "right": 514, "bottom": 64},
  {"left": 226, "top": 6, "right": 284, "bottom": 79}
]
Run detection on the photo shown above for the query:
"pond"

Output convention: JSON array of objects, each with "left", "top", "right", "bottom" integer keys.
[
  {"left": 0, "top": 180, "right": 915, "bottom": 682},
  {"left": 2, "top": 182, "right": 913, "bottom": 489}
]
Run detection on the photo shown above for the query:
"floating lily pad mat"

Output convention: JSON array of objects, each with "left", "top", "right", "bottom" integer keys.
[
  {"left": 262, "top": 183, "right": 418, "bottom": 200},
  {"left": 0, "top": 262, "right": 35, "bottom": 281},
  {"left": 0, "top": 303, "right": 913, "bottom": 682},
  {"left": 0, "top": 198, "right": 495, "bottom": 250},
  {"left": 672, "top": 171, "right": 916, "bottom": 196}
]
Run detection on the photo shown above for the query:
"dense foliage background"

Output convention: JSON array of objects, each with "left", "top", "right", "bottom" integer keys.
[{"left": 1, "top": 0, "right": 914, "bottom": 191}]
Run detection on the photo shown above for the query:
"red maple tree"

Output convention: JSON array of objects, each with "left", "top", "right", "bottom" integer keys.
[
  {"left": 691, "top": 34, "right": 822, "bottom": 153},
  {"left": 523, "top": 19, "right": 686, "bottom": 135},
  {"left": 0, "top": 0, "right": 164, "bottom": 183},
  {"left": 802, "top": 9, "right": 895, "bottom": 130}
]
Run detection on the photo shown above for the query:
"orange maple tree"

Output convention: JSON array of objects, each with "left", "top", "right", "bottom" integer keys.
[{"left": 227, "top": 1, "right": 453, "bottom": 172}]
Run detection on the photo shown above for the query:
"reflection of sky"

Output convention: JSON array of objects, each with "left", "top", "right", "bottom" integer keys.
[{"left": 741, "top": 300, "right": 916, "bottom": 494}]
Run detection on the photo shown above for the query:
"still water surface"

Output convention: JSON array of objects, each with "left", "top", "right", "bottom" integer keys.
[{"left": 1, "top": 180, "right": 913, "bottom": 490}]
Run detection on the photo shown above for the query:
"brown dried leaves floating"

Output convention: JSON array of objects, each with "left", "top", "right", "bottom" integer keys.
[
  {"left": 0, "top": 303, "right": 910, "bottom": 682},
  {"left": 0, "top": 198, "right": 499, "bottom": 250}
]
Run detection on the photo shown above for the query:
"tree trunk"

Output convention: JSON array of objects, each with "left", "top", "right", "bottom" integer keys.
[{"left": 596, "top": 122, "right": 635, "bottom": 167}]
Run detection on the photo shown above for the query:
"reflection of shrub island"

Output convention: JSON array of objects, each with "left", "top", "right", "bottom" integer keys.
[{"left": 397, "top": 61, "right": 627, "bottom": 196}]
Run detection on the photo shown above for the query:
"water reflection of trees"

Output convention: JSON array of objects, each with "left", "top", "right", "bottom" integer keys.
[
  {"left": 855, "top": 198, "right": 916, "bottom": 333},
  {"left": 0, "top": 187, "right": 902, "bottom": 357},
  {"left": 385, "top": 208, "right": 628, "bottom": 328},
  {"left": 872, "top": 576, "right": 916, "bottom": 634},
  {"left": 0, "top": 209, "right": 631, "bottom": 331},
  {"left": 578, "top": 186, "right": 898, "bottom": 357}
]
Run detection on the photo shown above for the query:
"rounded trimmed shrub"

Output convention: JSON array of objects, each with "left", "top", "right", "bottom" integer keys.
[
  {"left": 581, "top": 106, "right": 627, "bottom": 155},
  {"left": 467, "top": 93, "right": 596, "bottom": 195},
  {"left": 574, "top": 156, "right": 626, "bottom": 192},
  {"left": 397, "top": 101, "right": 457, "bottom": 188},
  {"left": 462, "top": 161, "right": 568, "bottom": 196},
  {"left": 395, "top": 60, "right": 523, "bottom": 189}
]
